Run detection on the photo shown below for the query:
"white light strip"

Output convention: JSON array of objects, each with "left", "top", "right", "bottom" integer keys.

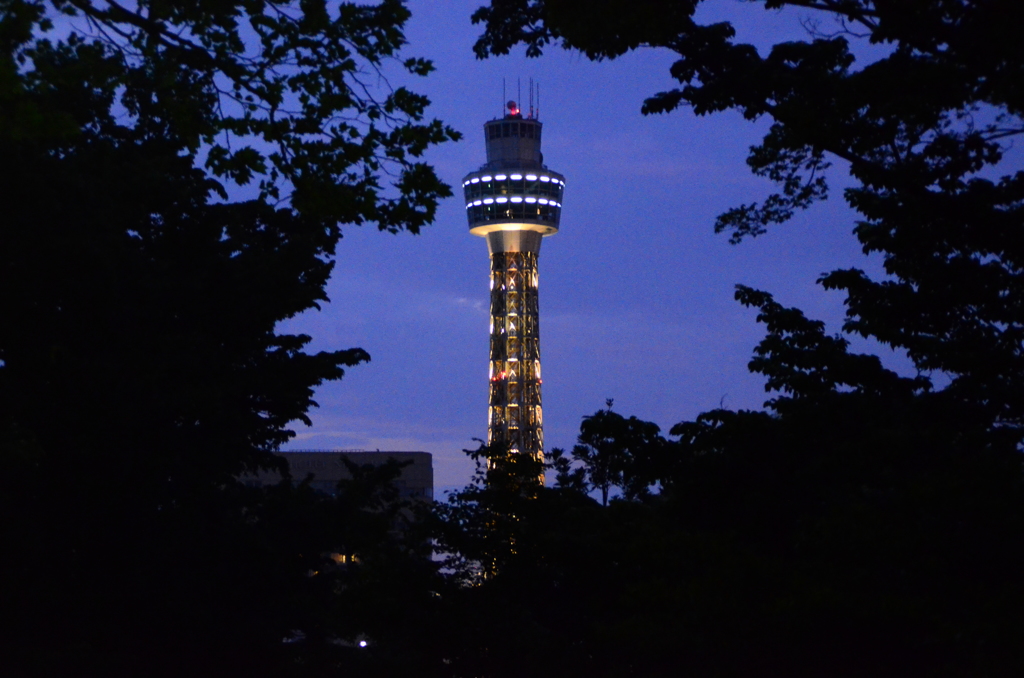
[
  {"left": 465, "top": 198, "right": 561, "bottom": 209},
  {"left": 466, "top": 174, "right": 563, "bottom": 187}
]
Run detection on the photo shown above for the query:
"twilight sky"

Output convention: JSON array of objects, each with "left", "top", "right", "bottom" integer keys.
[{"left": 280, "top": 1, "right": 903, "bottom": 490}]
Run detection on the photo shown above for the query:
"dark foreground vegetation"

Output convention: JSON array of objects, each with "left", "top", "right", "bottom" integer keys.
[{"left": 3, "top": 1, "right": 1023, "bottom": 676}]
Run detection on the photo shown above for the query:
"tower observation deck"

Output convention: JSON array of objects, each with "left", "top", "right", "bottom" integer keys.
[{"left": 463, "top": 99, "right": 565, "bottom": 465}]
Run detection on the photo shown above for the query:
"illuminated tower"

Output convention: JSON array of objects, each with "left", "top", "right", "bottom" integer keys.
[{"left": 463, "top": 99, "right": 565, "bottom": 463}]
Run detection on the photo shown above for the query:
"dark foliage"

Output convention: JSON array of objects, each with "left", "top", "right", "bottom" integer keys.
[
  {"left": 550, "top": 399, "right": 667, "bottom": 504},
  {"left": 472, "top": 0, "right": 1024, "bottom": 438},
  {"left": 411, "top": 1, "right": 1024, "bottom": 674},
  {"left": 0, "top": 1, "right": 454, "bottom": 674}
]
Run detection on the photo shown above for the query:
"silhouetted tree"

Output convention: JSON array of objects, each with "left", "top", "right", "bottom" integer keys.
[
  {"left": 0, "top": 1, "right": 455, "bottom": 674},
  {"left": 434, "top": 441, "right": 547, "bottom": 580},
  {"left": 457, "top": 1, "right": 1024, "bottom": 673},
  {"left": 550, "top": 399, "right": 667, "bottom": 504},
  {"left": 432, "top": 421, "right": 782, "bottom": 677},
  {"left": 472, "top": 0, "right": 1024, "bottom": 440}
]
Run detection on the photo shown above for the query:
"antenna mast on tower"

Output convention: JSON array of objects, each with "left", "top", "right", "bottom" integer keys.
[{"left": 460, "top": 97, "right": 567, "bottom": 472}]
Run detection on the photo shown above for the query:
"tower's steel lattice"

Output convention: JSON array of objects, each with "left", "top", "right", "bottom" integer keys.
[
  {"left": 489, "top": 251, "right": 542, "bottom": 456},
  {"left": 464, "top": 98, "right": 565, "bottom": 463}
]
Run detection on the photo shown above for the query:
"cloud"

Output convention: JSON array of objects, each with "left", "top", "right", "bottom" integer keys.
[{"left": 452, "top": 296, "right": 487, "bottom": 313}]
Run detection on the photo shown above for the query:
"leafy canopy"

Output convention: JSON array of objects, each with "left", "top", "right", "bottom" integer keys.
[
  {"left": 0, "top": 1, "right": 457, "bottom": 672},
  {"left": 550, "top": 399, "right": 665, "bottom": 505},
  {"left": 3, "top": 0, "right": 459, "bottom": 231},
  {"left": 471, "top": 0, "right": 1024, "bottom": 440},
  {"left": 413, "top": 3, "right": 1024, "bottom": 675}
]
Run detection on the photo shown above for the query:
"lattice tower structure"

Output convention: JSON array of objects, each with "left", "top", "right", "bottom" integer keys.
[{"left": 463, "top": 101, "right": 565, "bottom": 466}]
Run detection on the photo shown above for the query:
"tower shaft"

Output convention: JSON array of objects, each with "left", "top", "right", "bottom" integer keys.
[
  {"left": 488, "top": 251, "right": 543, "bottom": 458},
  {"left": 464, "top": 97, "right": 564, "bottom": 470}
]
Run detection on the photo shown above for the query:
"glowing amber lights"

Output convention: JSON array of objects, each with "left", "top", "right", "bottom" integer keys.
[{"left": 464, "top": 100, "right": 564, "bottom": 468}]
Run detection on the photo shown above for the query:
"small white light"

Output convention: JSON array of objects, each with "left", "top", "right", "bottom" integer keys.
[
  {"left": 470, "top": 177, "right": 479, "bottom": 184},
  {"left": 538, "top": 199, "right": 549, "bottom": 205},
  {"left": 510, "top": 174, "right": 523, "bottom": 180},
  {"left": 481, "top": 175, "right": 492, "bottom": 182},
  {"left": 525, "top": 174, "right": 538, "bottom": 181},
  {"left": 496, "top": 197, "right": 508, "bottom": 203},
  {"left": 525, "top": 197, "right": 537, "bottom": 203},
  {"left": 540, "top": 176, "right": 550, "bottom": 182},
  {"left": 510, "top": 197, "right": 523, "bottom": 203},
  {"left": 483, "top": 198, "right": 494, "bottom": 204},
  {"left": 473, "top": 200, "right": 482, "bottom": 206},
  {"left": 359, "top": 640, "right": 368, "bottom": 648},
  {"left": 495, "top": 174, "right": 507, "bottom": 181}
]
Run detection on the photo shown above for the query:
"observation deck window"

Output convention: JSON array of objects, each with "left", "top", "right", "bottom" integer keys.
[
  {"left": 466, "top": 201, "right": 560, "bottom": 225},
  {"left": 463, "top": 174, "right": 564, "bottom": 201},
  {"left": 487, "top": 122, "right": 541, "bottom": 141}
]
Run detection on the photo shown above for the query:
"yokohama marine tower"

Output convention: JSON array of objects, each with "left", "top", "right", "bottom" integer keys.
[{"left": 463, "top": 100, "right": 565, "bottom": 462}]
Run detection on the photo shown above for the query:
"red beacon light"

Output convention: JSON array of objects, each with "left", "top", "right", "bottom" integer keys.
[{"left": 506, "top": 100, "right": 520, "bottom": 117}]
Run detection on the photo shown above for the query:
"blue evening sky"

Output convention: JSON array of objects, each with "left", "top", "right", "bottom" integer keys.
[{"left": 280, "top": 1, "right": 904, "bottom": 490}]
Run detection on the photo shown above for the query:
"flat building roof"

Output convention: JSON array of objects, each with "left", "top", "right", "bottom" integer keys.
[{"left": 243, "top": 450, "right": 433, "bottom": 500}]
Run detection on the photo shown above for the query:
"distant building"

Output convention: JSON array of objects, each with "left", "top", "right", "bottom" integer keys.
[{"left": 243, "top": 450, "right": 433, "bottom": 500}]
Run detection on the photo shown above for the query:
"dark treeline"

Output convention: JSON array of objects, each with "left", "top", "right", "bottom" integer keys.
[
  {"left": 3, "top": 1, "right": 1024, "bottom": 676},
  {"left": 443, "top": 2, "right": 1024, "bottom": 670},
  {"left": 1, "top": 0, "right": 455, "bottom": 674}
]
